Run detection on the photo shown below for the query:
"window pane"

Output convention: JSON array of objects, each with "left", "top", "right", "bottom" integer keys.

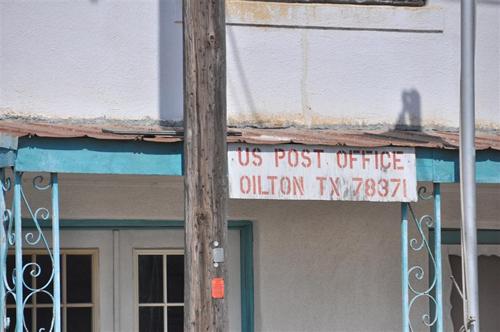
[
  {"left": 36, "top": 307, "right": 53, "bottom": 332},
  {"left": 167, "top": 255, "right": 184, "bottom": 303},
  {"left": 6, "top": 308, "right": 32, "bottom": 332},
  {"left": 167, "top": 307, "right": 183, "bottom": 332},
  {"left": 138, "top": 255, "right": 163, "bottom": 303},
  {"left": 139, "top": 307, "right": 163, "bottom": 332},
  {"left": 67, "top": 255, "right": 92, "bottom": 303},
  {"left": 67, "top": 307, "right": 92, "bottom": 332},
  {"left": 36, "top": 254, "right": 55, "bottom": 304},
  {"left": 7, "top": 255, "right": 33, "bottom": 305}
]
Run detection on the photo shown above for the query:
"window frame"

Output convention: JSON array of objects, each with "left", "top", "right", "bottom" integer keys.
[
  {"left": 6, "top": 248, "right": 99, "bottom": 332},
  {"left": 133, "top": 249, "right": 184, "bottom": 332}
]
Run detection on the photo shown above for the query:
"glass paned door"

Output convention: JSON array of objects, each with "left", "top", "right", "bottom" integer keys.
[
  {"left": 119, "top": 229, "right": 242, "bottom": 332},
  {"left": 5, "top": 250, "right": 97, "bottom": 332},
  {"left": 135, "top": 251, "right": 184, "bottom": 332}
]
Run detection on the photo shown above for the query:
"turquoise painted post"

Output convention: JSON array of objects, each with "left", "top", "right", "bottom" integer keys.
[
  {"left": 401, "top": 203, "right": 409, "bottom": 332},
  {"left": 433, "top": 183, "right": 443, "bottom": 332},
  {"left": 0, "top": 169, "right": 6, "bottom": 330},
  {"left": 14, "top": 172, "right": 22, "bottom": 332},
  {"left": 51, "top": 173, "right": 61, "bottom": 332}
]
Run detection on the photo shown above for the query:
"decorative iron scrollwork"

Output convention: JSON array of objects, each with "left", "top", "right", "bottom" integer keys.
[
  {"left": 0, "top": 169, "right": 14, "bottom": 330},
  {"left": 402, "top": 184, "right": 443, "bottom": 332},
  {"left": 1, "top": 172, "right": 60, "bottom": 332}
]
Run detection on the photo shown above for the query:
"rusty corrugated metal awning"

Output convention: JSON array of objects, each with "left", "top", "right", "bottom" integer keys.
[
  {"left": 0, "top": 120, "right": 498, "bottom": 150},
  {"left": 229, "top": 128, "right": 500, "bottom": 150},
  {"left": 0, "top": 121, "right": 183, "bottom": 143}
]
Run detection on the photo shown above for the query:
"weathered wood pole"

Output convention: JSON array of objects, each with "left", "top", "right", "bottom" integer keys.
[{"left": 183, "top": 0, "right": 228, "bottom": 331}]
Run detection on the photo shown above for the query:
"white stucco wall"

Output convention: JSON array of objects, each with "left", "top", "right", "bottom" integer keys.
[
  {"left": 14, "top": 174, "right": 500, "bottom": 331},
  {"left": 1, "top": 0, "right": 499, "bottom": 129}
]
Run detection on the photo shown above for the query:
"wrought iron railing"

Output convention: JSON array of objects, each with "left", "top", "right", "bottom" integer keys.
[
  {"left": 401, "top": 184, "right": 443, "bottom": 332},
  {"left": 0, "top": 171, "right": 61, "bottom": 332}
]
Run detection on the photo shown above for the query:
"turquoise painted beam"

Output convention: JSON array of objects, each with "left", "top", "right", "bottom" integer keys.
[
  {"left": 416, "top": 148, "right": 499, "bottom": 183},
  {"left": 0, "top": 148, "right": 16, "bottom": 168},
  {"left": 15, "top": 137, "right": 183, "bottom": 175},
  {"left": 8, "top": 137, "right": 500, "bottom": 183}
]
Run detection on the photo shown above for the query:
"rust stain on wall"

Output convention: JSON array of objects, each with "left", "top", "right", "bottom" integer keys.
[{"left": 226, "top": 0, "right": 303, "bottom": 23}]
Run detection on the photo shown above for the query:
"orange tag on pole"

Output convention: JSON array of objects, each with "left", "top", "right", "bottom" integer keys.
[{"left": 211, "top": 278, "right": 224, "bottom": 299}]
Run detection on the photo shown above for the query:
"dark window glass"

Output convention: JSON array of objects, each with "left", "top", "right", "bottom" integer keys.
[
  {"left": 36, "top": 255, "right": 55, "bottom": 304},
  {"left": 139, "top": 255, "right": 163, "bottom": 303},
  {"left": 66, "top": 255, "right": 92, "bottom": 303},
  {"left": 167, "top": 255, "right": 184, "bottom": 303},
  {"left": 139, "top": 307, "right": 164, "bottom": 332},
  {"left": 7, "top": 255, "right": 32, "bottom": 305},
  {"left": 167, "top": 307, "right": 184, "bottom": 332},
  {"left": 67, "top": 307, "right": 92, "bottom": 332},
  {"left": 36, "top": 307, "right": 53, "bottom": 332},
  {"left": 6, "top": 308, "right": 31, "bottom": 332},
  {"left": 449, "top": 255, "right": 500, "bottom": 332}
]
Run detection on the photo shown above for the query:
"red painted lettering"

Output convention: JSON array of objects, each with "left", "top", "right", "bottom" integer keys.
[
  {"left": 316, "top": 176, "right": 327, "bottom": 195},
  {"left": 292, "top": 176, "right": 305, "bottom": 195},
  {"left": 288, "top": 149, "right": 299, "bottom": 167},
  {"left": 391, "top": 178, "right": 401, "bottom": 197},
  {"left": 393, "top": 151, "right": 404, "bottom": 170},
  {"left": 257, "top": 175, "right": 262, "bottom": 194},
  {"left": 361, "top": 150, "right": 372, "bottom": 169},
  {"left": 252, "top": 148, "right": 262, "bottom": 166},
  {"left": 365, "top": 178, "right": 376, "bottom": 197},
  {"left": 237, "top": 147, "right": 250, "bottom": 166},
  {"left": 337, "top": 150, "right": 348, "bottom": 168},
  {"left": 240, "top": 176, "right": 251, "bottom": 194},
  {"left": 377, "top": 179, "right": 389, "bottom": 197},
  {"left": 280, "top": 177, "right": 291, "bottom": 195},
  {"left": 381, "top": 151, "right": 391, "bottom": 170},
  {"left": 353, "top": 177, "right": 363, "bottom": 196},
  {"left": 274, "top": 148, "right": 285, "bottom": 167},
  {"left": 313, "top": 149, "right": 324, "bottom": 168},
  {"left": 301, "top": 149, "right": 312, "bottom": 168},
  {"left": 329, "top": 177, "right": 340, "bottom": 196},
  {"left": 268, "top": 176, "right": 278, "bottom": 195},
  {"left": 349, "top": 150, "right": 359, "bottom": 169}
]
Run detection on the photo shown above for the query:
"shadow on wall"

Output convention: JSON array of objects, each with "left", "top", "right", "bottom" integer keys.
[
  {"left": 227, "top": 27, "right": 259, "bottom": 122},
  {"left": 158, "top": 0, "right": 183, "bottom": 125},
  {"left": 394, "top": 89, "right": 422, "bottom": 131}
]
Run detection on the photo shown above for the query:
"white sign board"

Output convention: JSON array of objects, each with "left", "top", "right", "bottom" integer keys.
[{"left": 228, "top": 144, "right": 417, "bottom": 202}]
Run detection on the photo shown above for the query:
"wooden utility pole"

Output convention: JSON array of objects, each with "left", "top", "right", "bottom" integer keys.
[{"left": 183, "top": 0, "right": 228, "bottom": 331}]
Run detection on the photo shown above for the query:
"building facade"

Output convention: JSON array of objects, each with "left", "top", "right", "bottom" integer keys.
[{"left": 0, "top": 0, "right": 499, "bottom": 331}]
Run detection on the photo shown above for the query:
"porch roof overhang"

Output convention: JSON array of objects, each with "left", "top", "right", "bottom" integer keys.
[{"left": 0, "top": 121, "right": 498, "bottom": 183}]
